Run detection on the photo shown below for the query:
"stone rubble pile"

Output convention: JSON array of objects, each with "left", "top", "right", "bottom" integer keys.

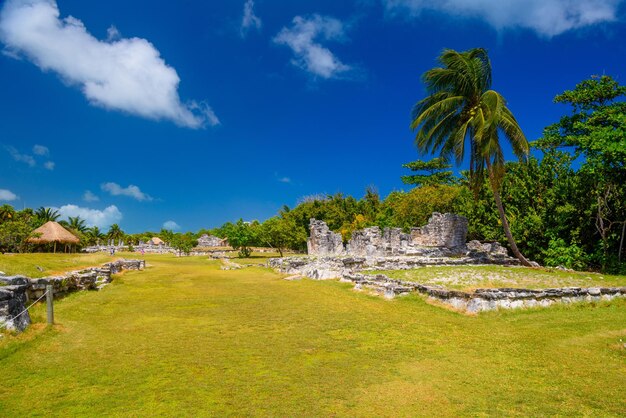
[{"left": 0, "top": 259, "right": 145, "bottom": 332}]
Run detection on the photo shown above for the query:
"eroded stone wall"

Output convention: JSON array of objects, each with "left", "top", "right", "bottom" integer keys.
[
  {"left": 410, "top": 212, "right": 468, "bottom": 249},
  {"left": 307, "top": 219, "right": 345, "bottom": 256},
  {"left": 308, "top": 212, "right": 469, "bottom": 257}
]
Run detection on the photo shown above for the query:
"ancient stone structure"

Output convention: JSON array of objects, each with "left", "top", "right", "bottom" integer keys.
[
  {"left": 196, "top": 234, "right": 228, "bottom": 247},
  {"left": 347, "top": 227, "right": 412, "bottom": 257},
  {"left": 410, "top": 212, "right": 468, "bottom": 249},
  {"left": 0, "top": 259, "right": 145, "bottom": 332},
  {"left": 342, "top": 272, "right": 626, "bottom": 313},
  {"left": 308, "top": 213, "right": 469, "bottom": 258},
  {"left": 307, "top": 219, "right": 345, "bottom": 256}
]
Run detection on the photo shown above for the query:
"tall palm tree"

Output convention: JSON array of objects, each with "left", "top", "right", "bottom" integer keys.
[
  {"left": 35, "top": 206, "right": 60, "bottom": 223},
  {"left": 86, "top": 226, "right": 105, "bottom": 246},
  {"left": 67, "top": 216, "right": 88, "bottom": 233},
  {"left": 411, "top": 48, "right": 532, "bottom": 266},
  {"left": 107, "top": 224, "right": 124, "bottom": 242}
]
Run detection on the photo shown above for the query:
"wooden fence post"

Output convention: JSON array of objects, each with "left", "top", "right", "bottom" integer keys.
[{"left": 46, "top": 285, "right": 54, "bottom": 325}]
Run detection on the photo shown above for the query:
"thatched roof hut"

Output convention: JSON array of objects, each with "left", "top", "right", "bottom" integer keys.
[
  {"left": 148, "top": 237, "right": 164, "bottom": 246},
  {"left": 28, "top": 221, "right": 80, "bottom": 250}
]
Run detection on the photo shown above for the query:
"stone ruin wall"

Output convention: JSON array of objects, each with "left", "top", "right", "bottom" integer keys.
[
  {"left": 307, "top": 212, "right": 469, "bottom": 257},
  {"left": 0, "top": 259, "right": 145, "bottom": 332},
  {"left": 410, "top": 212, "right": 468, "bottom": 249},
  {"left": 307, "top": 219, "right": 345, "bottom": 256}
]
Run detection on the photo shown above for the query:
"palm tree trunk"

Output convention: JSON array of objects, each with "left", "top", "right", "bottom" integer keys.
[{"left": 486, "top": 160, "right": 533, "bottom": 267}]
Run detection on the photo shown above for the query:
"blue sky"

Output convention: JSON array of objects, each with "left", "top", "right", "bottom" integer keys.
[{"left": 0, "top": 0, "right": 625, "bottom": 233}]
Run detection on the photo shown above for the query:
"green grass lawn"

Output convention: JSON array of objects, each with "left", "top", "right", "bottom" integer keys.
[
  {"left": 369, "top": 265, "right": 626, "bottom": 291},
  {"left": 1, "top": 254, "right": 625, "bottom": 416},
  {"left": 0, "top": 252, "right": 139, "bottom": 278}
]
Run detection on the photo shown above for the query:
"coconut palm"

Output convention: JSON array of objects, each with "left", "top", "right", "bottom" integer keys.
[
  {"left": 35, "top": 206, "right": 60, "bottom": 223},
  {"left": 107, "top": 224, "right": 124, "bottom": 241},
  {"left": 410, "top": 48, "right": 531, "bottom": 266},
  {"left": 67, "top": 216, "right": 88, "bottom": 233},
  {"left": 86, "top": 226, "right": 105, "bottom": 246}
]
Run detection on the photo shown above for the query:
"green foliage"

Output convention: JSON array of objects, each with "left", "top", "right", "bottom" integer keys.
[
  {"left": 34, "top": 206, "right": 60, "bottom": 224},
  {"left": 381, "top": 185, "right": 461, "bottom": 232},
  {"left": 107, "top": 224, "right": 125, "bottom": 241},
  {"left": 542, "top": 238, "right": 588, "bottom": 270},
  {"left": 536, "top": 75, "right": 626, "bottom": 271},
  {"left": 401, "top": 157, "right": 456, "bottom": 187},
  {"left": 0, "top": 220, "right": 36, "bottom": 253},
  {"left": 225, "top": 219, "right": 257, "bottom": 257},
  {"left": 258, "top": 216, "right": 306, "bottom": 256},
  {"left": 170, "top": 233, "right": 198, "bottom": 256}
]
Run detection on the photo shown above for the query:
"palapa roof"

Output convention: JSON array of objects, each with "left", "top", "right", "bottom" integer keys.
[
  {"left": 148, "top": 237, "right": 164, "bottom": 245},
  {"left": 28, "top": 221, "right": 80, "bottom": 244}
]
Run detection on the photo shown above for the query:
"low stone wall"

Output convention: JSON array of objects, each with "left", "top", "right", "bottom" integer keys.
[
  {"left": 342, "top": 273, "right": 626, "bottom": 313},
  {"left": 0, "top": 259, "right": 145, "bottom": 332},
  {"left": 268, "top": 251, "right": 518, "bottom": 281}
]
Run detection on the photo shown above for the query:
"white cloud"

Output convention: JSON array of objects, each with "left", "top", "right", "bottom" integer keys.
[
  {"left": 6, "top": 146, "right": 35, "bottom": 167},
  {"left": 0, "top": 189, "right": 18, "bottom": 201},
  {"left": 56, "top": 204, "right": 122, "bottom": 228},
  {"left": 383, "top": 0, "right": 622, "bottom": 37},
  {"left": 32, "top": 144, "right": 49, "bottom": 156},
  {"left": 0, "top": 0, "right": 219, "bottom": 128},
  {"left": 43, "top": 161, "right": 55, "bottom": 170},
  {"left": 278, "top": 176, "right": 291, "bottom": 183},
  {"left": 274, "top": 15, "right": 352, "bottom": 79},
  {"left": 83, "top": 190, "right": 99, "bottom": 202},
  {"left": 162, "top": 220, "right": 180, "bottom": 230},
  {"left": 101, "top": 182, "right": 153, "bottom": 201},
  {"left": 241, "top": 0, "right": 262, "bottom": 37}
]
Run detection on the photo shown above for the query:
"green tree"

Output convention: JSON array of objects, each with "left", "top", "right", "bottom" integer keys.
[
  {"left": 258, "top": 217, "right": 307, "bottom": 256},
  {"left": 107, "top": 224, "right": 125, "bottom": 242},
  {"left": 0, "top": 204, "right": 16, "bottom": 223},
  {"left": 85, "top": 226, "right": 105, "bottom": 246},
  {"left": 410, "top": 48, "right": 531, "bottom": 266},
  {"left": 68, "top": 216, "right": 88, "bottom": 233},
  {"left": 170, "top": 233, "right": 198, "bottom": 256},
  {"left": 536, "top": 75, "right": 626, "bottom": 270},
  {"left": 401, "top": 157, "right": 456, "bottom": 187},
  {"left": 35, "top": 206, "right": 60, "bottom": 223},
  {"left": 0, "top": 220, "right": 36, "bottom": 253},
  {"left": 226, "top": 219, "right": 257, "bottom": 258}
]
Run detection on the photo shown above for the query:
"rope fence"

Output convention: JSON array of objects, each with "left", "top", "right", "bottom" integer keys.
[{"left": 0, "top": 286, "right": 53, "bottom": 330}]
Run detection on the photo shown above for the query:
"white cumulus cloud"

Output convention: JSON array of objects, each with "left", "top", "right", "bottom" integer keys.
[
  {"left": 0, "top": 189, "right": 18, "bottom": 201},
  {"left": 101, "top": 182, "right": 153, "bottom": 201},
  {"left": 241, "top": 0, "right": 262, "bottom": 37},
  {"left": 274, "top": 15, "right": 352, "bottom": 79},
  {"left": 43, "top": 161, "right": 55, "bottom": 170},
  {"left": 383, "top": 0, "right": 622, "bottom": 37},
  {"left": 0, "top": 0, "right": 219, "bottom": 128},
  {"left": 83, "top": 190, "right": 99, "bottom": 202},
  {"left": 32, "top": 144, "right": 49, "bottom": 156},
  {"left": 56, "top": 204, "right": 122, "bottom": 228},
  {"left": 162, "top": 220, "right": 180, "bottom": 230}
]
